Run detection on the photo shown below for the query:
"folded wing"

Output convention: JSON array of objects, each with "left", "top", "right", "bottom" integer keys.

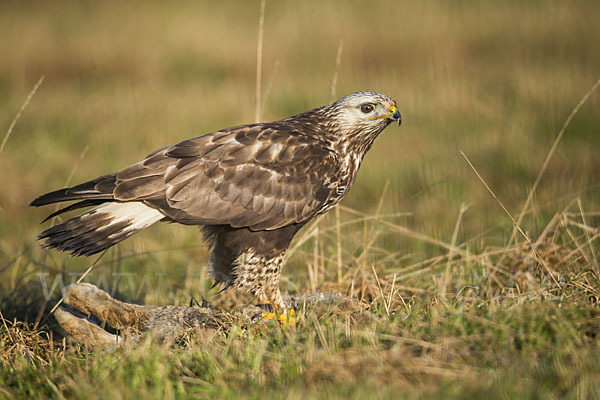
[{"left": 113, "top": 123, "right": 339, "bottom": 230}]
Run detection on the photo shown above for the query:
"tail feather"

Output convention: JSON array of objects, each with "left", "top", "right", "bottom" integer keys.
[
  {"left": 41, "top": 199, "right": 107, "bottom": 223},
  {"left": 30, "top": 174, "right": 117, "bottom": 207},
  {"left": 38, "top": 202, "right": 164, "bottom": 256}
]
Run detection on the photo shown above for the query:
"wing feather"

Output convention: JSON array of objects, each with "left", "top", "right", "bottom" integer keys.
[{"left": 106, "top": 124, "right": 339, "bottom": 230}]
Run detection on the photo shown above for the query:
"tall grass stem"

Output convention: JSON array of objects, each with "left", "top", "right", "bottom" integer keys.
[
  {"left": 0, "top": 76, "right": 45, "bottom": 156},
  {"left": 255, "top": 0, "right": 266, "bottom": 123}
]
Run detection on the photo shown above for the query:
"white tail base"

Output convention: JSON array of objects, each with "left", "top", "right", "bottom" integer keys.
[{"left": 94, "top": 202, "right": 163, "bottom": 232}]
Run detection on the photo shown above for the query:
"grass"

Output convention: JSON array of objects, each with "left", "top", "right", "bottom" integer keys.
[{"left": 1, "top": 0, "right": 600, "bottom": 398}]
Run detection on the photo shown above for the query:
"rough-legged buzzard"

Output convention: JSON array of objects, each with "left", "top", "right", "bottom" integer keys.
[{"left": 30, "top": 91, "right": 401, "bottom": 311}]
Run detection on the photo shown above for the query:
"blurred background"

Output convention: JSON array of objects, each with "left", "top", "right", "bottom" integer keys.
[{"left": 0, "top": 0, "right": 599, "bottom": 309}]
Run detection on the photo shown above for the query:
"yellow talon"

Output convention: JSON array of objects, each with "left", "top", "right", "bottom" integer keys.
[
  {"left": 261, "top": 309, "right": 295, "bottom": 326},
  {"left": 262, "top": 311, "right": 277, "bottom": 320}
]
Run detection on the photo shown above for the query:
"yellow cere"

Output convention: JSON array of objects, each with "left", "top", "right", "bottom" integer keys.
[{"left": 369, "top": 106, "right": 398, "bottom": 121}]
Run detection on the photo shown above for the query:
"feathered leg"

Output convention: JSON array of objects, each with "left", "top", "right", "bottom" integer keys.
[{"left": 204, "top": 224, "right": 303, "bottom": 325}]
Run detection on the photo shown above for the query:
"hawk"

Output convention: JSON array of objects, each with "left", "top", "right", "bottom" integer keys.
[{"left": 30, "top": 91, "right": 401, "bottom": 312}]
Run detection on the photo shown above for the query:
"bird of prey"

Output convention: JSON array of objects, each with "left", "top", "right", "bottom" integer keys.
[{"left": 30, "top": 91, "right": 401, "bottom": 312}]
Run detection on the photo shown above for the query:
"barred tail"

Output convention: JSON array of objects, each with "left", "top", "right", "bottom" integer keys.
[{"left": 38, "top": 202, "right": 164, "bottom": 256}]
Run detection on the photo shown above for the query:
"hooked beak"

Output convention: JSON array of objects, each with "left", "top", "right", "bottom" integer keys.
[
  {"left": 387, "top": 106, "right": 402, "bottom": 126},
  {"left": 369, "top": 105, "right": 402, "bottom": 126},
  {"left": 370, "top": 106, "right": 402, "bottom": 126}
]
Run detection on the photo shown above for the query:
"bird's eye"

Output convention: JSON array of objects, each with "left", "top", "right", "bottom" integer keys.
[{"left": 360, "top": 104, "right": 374, "bottom": 113}]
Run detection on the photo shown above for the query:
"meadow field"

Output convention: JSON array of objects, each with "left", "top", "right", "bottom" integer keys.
[{"left": 1, "top": 0, "right": 600, "bottom": 398}]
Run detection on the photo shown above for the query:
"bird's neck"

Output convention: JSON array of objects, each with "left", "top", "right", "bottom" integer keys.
[{"left": 285, "top": 106, "right": 385, "bottom": 157}]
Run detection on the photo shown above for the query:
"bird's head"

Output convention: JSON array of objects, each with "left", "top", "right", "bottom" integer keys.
[
  {"left": 332, "top": 91, "right": 401, "bottom": 128},
  {"left": 319, "top": 91, "right": 401, "bottom": 153}
]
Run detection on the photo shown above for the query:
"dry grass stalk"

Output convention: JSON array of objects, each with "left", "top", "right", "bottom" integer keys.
[
  {"left": 371, "top": 265, "right": 390, "bottom": 317},
  {"left": 0, "top": 309, "right": 13, "bottom": 342},
  {"left": 577, "top": 198, "right": 599, "bottom": 274},
  {"left": 439, "top": 203, "right": 469, "bottom": 301},
  {"left": 509, "top": 77, "right": 600, "bottom": 248},
  {"left": 329, "top": 39, "right": 344, "bottom": 102},
  {"left": 0, "top": 316, "right": 59, "bottom": 367},
  {"left": 460, "top": 151, "right": 562, "bottom": 292},
  {"left": 255, "top": 0, "right": 266, "bottom": 123},
  {"left": 0, "top": 75, "right": 45, "bottom": 156}
]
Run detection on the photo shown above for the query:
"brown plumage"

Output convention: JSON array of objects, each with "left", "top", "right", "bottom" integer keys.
[{"left": 30, "top": 91, "right": 401, "bottom": 310}]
